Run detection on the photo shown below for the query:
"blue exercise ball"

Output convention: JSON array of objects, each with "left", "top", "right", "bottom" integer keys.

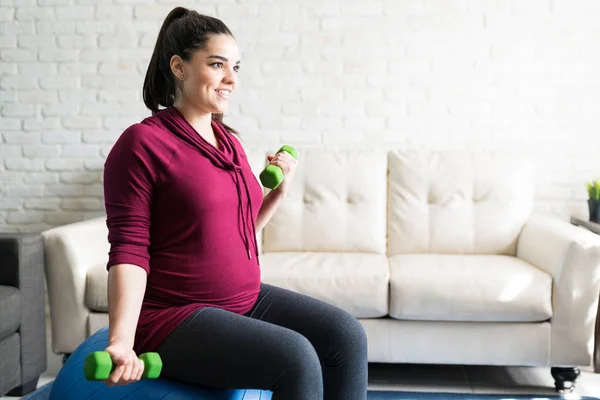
[{"left": 49, "top": 326, "right": 273, "bottom": 400}]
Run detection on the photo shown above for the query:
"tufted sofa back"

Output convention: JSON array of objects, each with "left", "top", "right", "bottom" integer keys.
[
  {"left": 261, "top": 148, "right": 388, "bottom": 254},
  {"left": 258, "top": 148, "right": 535, "bottom": 256}
]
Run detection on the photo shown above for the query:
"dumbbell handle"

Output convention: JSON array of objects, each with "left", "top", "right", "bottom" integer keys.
[
  {"left": 259, "top": 145, "right": 298, "bottom": 189},
  {"left": 84, "top": 351, "right": 162, "bottom": 381}
]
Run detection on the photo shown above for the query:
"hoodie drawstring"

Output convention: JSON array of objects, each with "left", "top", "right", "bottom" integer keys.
[
  {"left": 240, "top": 168, "right": 259, "bottom": 260},
  {"left": 231, "top": 166, "right": 259, "bottom": 260}
]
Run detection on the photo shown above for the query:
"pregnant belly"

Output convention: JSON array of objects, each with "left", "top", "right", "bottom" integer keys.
[{"left": 144, "top": 255, "right": 260, "bottom": 307}]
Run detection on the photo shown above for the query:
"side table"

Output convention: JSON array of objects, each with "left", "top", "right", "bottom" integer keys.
[{"left": 570, "top": 215, "right": 600, "bottom": 373}]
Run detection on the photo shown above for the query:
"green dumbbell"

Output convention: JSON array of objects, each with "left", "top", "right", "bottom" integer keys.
[
  {"left": 259, "top": 145, "right": 298, "bottom": 189},
  {"left": 83, "top": 351, "right": 162, "bottom": 381}
]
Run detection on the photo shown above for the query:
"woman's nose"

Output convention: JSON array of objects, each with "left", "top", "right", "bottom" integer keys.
[{"left": 223, "top": 69, "right": 236, "bottom": 84}]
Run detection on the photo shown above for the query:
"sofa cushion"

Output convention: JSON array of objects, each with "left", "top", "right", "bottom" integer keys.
[
  {"left": 0, "top": 285, "right": 21, "bottom": 341},
  {"left": 387, "top": 150, "right": 534, "bottom": 256},
  {"left": 85, "top": 251, "right": 392, "bottom": 319},
  {"left": 260, "top": 252, "right": 389, "bottom": 318},
  {"left": 389, "top": 254, "right": 552, "bottom": 322},
  {"left": 85, "top": 264, "right": 108, "bottom": 312},
  {"left": 263, "top": 149, "right": 388, "bottom": 254}
]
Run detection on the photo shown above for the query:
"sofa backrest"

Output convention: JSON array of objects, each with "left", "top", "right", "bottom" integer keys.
[
  {"left": 388, "top": 150, "right": 534, "bottom": 256},
  {"left": 258, "top": 148, "right": 534, "bottom": 256},
  {"left": 261, "top": 148, "right": 388, "bottom": 254}
]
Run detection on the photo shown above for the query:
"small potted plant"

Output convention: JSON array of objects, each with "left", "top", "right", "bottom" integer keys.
[{"left": 588, "top": 179, "right": 600, "bottom": 223}]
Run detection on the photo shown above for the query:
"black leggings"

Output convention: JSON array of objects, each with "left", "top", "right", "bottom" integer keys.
[{"left": 155, "top": 283, "right": 368, "bottom": 400}]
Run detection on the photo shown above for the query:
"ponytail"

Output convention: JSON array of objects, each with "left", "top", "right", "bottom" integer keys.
[
  {"left": 142, "top": 7, "right": 239, "bottom": 135},
  {"left": 142, "top": 7, "right": 187, "bottom": 115}
]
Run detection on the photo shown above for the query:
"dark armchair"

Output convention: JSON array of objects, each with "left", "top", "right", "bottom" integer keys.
[{"left": 0, "top": 233, "right": 47, "bottom": 396}]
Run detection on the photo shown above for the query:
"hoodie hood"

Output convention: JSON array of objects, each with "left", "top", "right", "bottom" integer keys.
[
  {"left": 150, "top": 106, "right": 259, "bottom": 261},
  {"left": 156, "top": 106, "right": 238, "bottom": 169}
]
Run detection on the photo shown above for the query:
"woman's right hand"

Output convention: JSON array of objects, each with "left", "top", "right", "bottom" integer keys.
[{"left": 103, "top": 341, "right": 145, "bottom": 386}]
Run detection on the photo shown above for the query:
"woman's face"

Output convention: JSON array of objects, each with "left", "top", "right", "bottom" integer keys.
[{"left": 172, "top": 34, "right": 240, "bottom": 114}]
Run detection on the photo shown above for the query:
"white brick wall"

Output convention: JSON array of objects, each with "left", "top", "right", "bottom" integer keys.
[{"left": 1, "top": 0, "right": 600, "bottom": 232}]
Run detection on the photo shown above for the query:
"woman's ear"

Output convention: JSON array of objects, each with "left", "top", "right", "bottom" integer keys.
[{"left": 170, "top": 55, "right": 185, "bottom": 80}]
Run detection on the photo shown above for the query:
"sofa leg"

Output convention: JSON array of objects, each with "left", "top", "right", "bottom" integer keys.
[
  {"left": 6, "top": 377, "right": 39, "bottom": 396},
  {"left": 551, "top": 367, "right": 580, "bottom": 393}
]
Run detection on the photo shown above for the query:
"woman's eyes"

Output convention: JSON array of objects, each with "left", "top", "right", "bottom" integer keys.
[{"left": 210, "top": 62, "right": 240, "bottom": 73}]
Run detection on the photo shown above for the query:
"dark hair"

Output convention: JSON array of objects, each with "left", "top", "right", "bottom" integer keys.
[{"left": 143, "top": 7, "right": 238, "bottom": 134}]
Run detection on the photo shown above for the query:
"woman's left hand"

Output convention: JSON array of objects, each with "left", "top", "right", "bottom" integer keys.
[{"left": 267, "top": 151, "right": 298, "bottom": 196}]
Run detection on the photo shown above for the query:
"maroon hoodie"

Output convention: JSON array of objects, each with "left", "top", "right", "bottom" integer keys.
[{"left": 103, "top": 106, "right": 264, "bottom": 354}]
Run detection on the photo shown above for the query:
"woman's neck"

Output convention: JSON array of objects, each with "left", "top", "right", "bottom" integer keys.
[{"left": 173, "top": 101, "right": 214, "bottom": 138}]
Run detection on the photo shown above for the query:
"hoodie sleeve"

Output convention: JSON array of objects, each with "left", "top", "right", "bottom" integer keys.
[{"left": 103, "top": 123, "right": 158, "bottom": 274}]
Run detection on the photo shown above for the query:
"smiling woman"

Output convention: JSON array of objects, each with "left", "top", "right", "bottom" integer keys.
[
  {"left": 142, "top": 7, "right": 241, "bottom": 139},
  {"left": 100, "top": 5, "right": 367, "bottom": 400}
]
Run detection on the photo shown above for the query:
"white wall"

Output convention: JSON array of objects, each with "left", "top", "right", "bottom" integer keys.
[{"left": 1, "top": 0, "right": 600, "bottom": 232}]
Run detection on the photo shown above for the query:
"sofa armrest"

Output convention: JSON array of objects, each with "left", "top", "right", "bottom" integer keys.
[
  {"left": 516, "top": 214, "right": 600, "bottom": 366},
  {"left": 0, "top": 233, "right": 47, "bottom": 385},
  {"left": 42, "top": 216, "right": 109, "bottom": 354}
]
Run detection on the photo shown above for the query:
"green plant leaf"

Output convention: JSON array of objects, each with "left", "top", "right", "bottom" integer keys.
[{"left": 588, "top": 179, "right": 600, "bottom": 200}]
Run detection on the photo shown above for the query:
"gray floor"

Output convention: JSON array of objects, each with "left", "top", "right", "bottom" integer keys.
[{"left": 3, "top": 316, "right": 600, "bottom": 398}]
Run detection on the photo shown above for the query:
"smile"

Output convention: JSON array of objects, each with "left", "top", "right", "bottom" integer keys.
[{"left": 215, "top": 89, "right": 230, "bottom": 99}]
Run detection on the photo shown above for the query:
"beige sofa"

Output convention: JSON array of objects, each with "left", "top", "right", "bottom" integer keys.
[{"left": 43, "top": 149, "right": 600, "bottom": 392}]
